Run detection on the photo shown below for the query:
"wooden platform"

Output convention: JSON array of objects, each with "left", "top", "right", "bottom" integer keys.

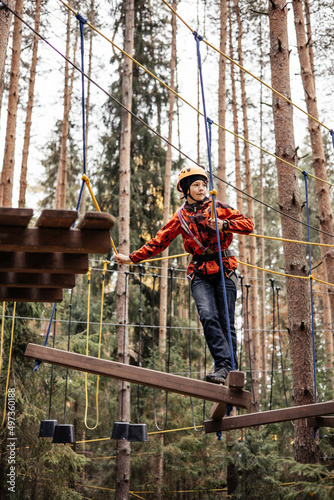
[
  {"left": 24, "top": 344, "right": 252, "bottom": 408},
  {"left": 210, "top": 371, "right": 245, "bottom": 419},
  {"left": 0, "top": 208, "right": 115, "bottom": 302},
  {"left": 204, "top": 400, "right": 334, "bottom": 433},
  {"left": 306, "top": 416, "right": 334, "bottom": 428}
]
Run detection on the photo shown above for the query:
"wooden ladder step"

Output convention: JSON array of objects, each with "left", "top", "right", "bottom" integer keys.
[
  {"left": 306, "top": 416, "right": 334, "bottom": 428},
  {"left": 35, "top": 209, "right": 78, "bottom": 228},
  {"left": 76, "top": 211, "right": 116, "bottom": 230},
  {"left": 210, "top": 371, "right": 245, "bottom": 420},
  {"left": 0, "top": 252, "right": 89, "bottom": 274},
  {"left": 0, "top": 288, "right": 63, "bottom": 303},
  {"left": 0, "top": 272, "right": 75, "bottom": 288},
  {"left": 0, "top": 208, "right": 33, "bottom": 227}
]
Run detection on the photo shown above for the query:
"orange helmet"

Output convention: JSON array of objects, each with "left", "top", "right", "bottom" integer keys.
[{"left": 177, "top": 166, "right": 209, "bottom": 192}]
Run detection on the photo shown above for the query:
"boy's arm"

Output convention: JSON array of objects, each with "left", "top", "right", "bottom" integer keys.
[
  {"left": 216, "top": 203, "right": 255, "bottom": 235},
  {"left": 115, "top": 214, "right": 181, "bottom": 266}
]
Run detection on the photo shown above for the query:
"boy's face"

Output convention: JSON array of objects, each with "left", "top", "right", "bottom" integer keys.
[{"left": 188, "top": 179, "right": 207, "bottom": 203}]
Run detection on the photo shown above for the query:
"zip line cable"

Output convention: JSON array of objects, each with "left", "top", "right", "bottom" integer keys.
[
  {"left": 4, "top": 2, "right": 334, "bottom": 245},
  {"left": 58, "top": 0, "right": 334, "bottom": 189},
  {"left": 161, "top": 0, "right": 332, "bottom": 134}
]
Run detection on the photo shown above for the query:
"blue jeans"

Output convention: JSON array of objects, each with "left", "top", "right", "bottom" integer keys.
[{"left": 191, "top": 272, "right": 238, "bottom": 370}]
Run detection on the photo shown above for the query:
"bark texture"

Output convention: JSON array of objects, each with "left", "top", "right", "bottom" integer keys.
[
  {"left": 292, "top": 0, "right": 334, "bottom": 362},
  {"left": 268, "top": 0, "right": 319, "bottom": 463},
  {"left": 0, "top": 0, "right": 24, "bottom": 207},
  {"left": 115, "top": 0, "right": 134, "bottom": 497},
  {"left": 19, "top": 0, "right": 42, "bottom": 207},
  {"left": 0, "top": 0, "right": 15, "bottom": 121}
]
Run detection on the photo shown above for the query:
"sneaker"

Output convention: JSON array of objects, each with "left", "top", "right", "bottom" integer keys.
[{"left": 205, "top": 366, "right": 231, "bottom": 384}]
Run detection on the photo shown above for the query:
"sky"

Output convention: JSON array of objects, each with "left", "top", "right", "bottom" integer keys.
[{"left": 0, "top": 0, "right": 333, "bottom": 214}]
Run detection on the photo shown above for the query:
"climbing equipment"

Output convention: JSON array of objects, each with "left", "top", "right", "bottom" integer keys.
[{"left": 176, "top": 166, "right": 208, "bottom": 193}]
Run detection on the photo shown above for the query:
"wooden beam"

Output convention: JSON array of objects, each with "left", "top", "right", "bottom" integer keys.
[
  {"left": 35, "top": 209, "right": 78, "bottom": 228},
  {"left": 0, "top": 272, "right": 75, "bottom": 288},
  {"left": 306, "top": 416, "right": 334, "bottom": 428},
  {"left": 0, "top": 227, "right": 111, "bottom": 254},
  {"left": 0, "top": 207, "right": 33, "bottom": 227},
  {"left": 77, "top": 211, "right": 116, "bottom": 230},
  {"left": 204, "top": 401, "right": 334, "bottom": 433},
  {"left": 210, "top": 371, "right": 245, "bottom": 420},
  {"left": 0, "top": 252, "right": 89, "bottom": 274},
  {"left": 24, "top": 344, "right": 252, "bottom": 408},
  {"left": 0, "top": 288, "right": 63, "bottom": 302}
]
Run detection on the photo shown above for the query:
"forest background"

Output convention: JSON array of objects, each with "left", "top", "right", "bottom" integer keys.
[{"left": 0, "top": 0, "right": 334, "bottom": 498}]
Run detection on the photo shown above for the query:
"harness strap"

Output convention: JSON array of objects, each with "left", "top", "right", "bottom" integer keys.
[
  {"left": 177, "top": 205, "right": 209, "bottom": 254},
  {"left": 192, "top": 249, "right": 234, "bottom": 263}
]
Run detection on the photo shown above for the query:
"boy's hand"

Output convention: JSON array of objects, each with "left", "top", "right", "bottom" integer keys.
[
  {"left": 115, "top": 253, "right": 132, "bottom": 265},
  {"left": 209, "top": 218, "right": 229, "bottom": 231}
]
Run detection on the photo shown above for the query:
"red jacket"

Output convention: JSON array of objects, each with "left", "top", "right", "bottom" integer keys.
[{"left": 130, "top": 197, "right": 254, "bottom": 277}]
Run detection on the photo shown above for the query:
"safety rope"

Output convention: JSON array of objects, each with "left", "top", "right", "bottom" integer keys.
[
  {"left": 136, "top": 265, "right": 144, "bottom": 423},
  {"left": 245, "top": 284, "right": 257, "bottom": 412},
  {"left": 58, "top": 0, "right": 334, "bottom": 189},
  {"left": 276, "top": 286, "right": 289, "bottom": 407},
  {"left": 48, "top": 307, "right": 57, "bottom": 420},
  {"left": 195, "top": 30, "right": 235, "bottom": 372},
  {"left": 63, "top": 292, "right": 73, "bottom": 424},
  {"left": 84, "top": 265, "right": 107, "bottom": 430},
  {"left": 1, "top": 302, "right": 16, "bottom": 429},
  {"left": 188, "top": 281, "right": 204, "bottom": 432},
  {"left": 303, "top": 172, "right": 318, "bottom": 410},
  {"left": 269, "top": 278, "right": 275, "bottom": 411}
]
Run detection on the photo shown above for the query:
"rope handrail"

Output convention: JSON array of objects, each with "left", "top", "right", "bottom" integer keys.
[
  {"left": 58, "top": 0, "right": 334, "bottom": 189},
  {"left": 161, "top": 0, "right": 331, "bottom": 133}
]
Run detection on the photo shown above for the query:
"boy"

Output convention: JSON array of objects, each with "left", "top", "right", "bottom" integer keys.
[{"left": 115, "top": 166, "right": 254, "bottom": 383}]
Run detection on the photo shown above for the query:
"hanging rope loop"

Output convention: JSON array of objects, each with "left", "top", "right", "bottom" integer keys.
[{"left": 76, "top": 12, "right": 87, "bottom": 24}]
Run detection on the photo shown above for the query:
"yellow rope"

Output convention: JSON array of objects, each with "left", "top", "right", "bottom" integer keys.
[
  {"left": 0, "top": 303, "right": 5, "bottom": 376},
  {"left": 161, "top": 0, "right": 331, "bottom": 133},
  {"left": 84, "top": 262, "right": 109, "bottom": 430},
  {"left": 248, "top": 232, "right": 334, "bottom": 248},
  {"left": 1, "top": 302, "right": 16, "bottom": 429},
  {"left": 82, "top": 174, "right": 118, "bottom": 255},
  {"left": 59, "top": 2, "right": 334, "bottom": 189}
]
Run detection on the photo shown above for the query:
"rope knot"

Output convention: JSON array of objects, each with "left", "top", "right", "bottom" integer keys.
[
  {"left": 207, "top": 117, "right": 213, "bottom": 125},
  {"left": 76, "top": 12, "right": 87, "bottom": 24},
  {"left": 193, "top": 30, "right": 203, "bottom": 41},
  {"left": 302, "top": 170, "right": 308, "bottom": 177},
  {"left": 209, "top": 189, "right": 217, "bottom": 198}
]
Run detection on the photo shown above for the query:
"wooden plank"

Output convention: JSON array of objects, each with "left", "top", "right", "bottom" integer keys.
[
  {"left": 76, "top": 211, "right": 116, "bottom": 230},
  {"left": 210, "top": 371, "right": 245, "bottom": 420},
  {"left": 204, "top": 401, "right": 334, "bottom": 433},
  {"left": 0, "top": 208, "right": 33, "bottom": 227},
  {"left": 24, "top": 344, "right": 252, "bottom": 408},
  {"left": 0, "top": 227, "right": 111, "bottom": 254},
  {"left": 35, "top": 209, "right": 78, "bottom": 228},
  {"left": 306, "top": 416, "right": 334, "bottom": 428},
  {"left": 0, "top": 288, "right": 63, "bottom": 303},
  {"left": 0, "top": 252, "right": 89, "bottom": 274},
  {"left": 0, "top": 272, "right": 75, "bottom": 288}
]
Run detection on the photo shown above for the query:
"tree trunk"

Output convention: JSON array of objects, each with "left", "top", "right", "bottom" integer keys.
[
  {"left": 159, "top": 0, "right": 176, "bottom": 356},
  {"left": 292, "top": 0, "right": 334, "bottom": 358},
  {"left": 268, "top": 0, "right": 319, "bottom": 464},
  {"left": 55, "top": 4, "right": 72, "bottom": 209},
  {"left": 217, "top": 0, "right": 227, "bottom": 201},
  {"left": 303, "top": 0, "right": 315, "bottom": 77},
  {"left": 259, "top": 16, "right": 267, "bottom": 397},
  {"left": 233, "top": 0, "right": 260, "bottom": 410},
  {"left": 0, "top": 0, "right": 15, "bottom": 121},
  {"left": 0, "top": 0, "right": 24, "bottom": 207},
  {"left": 19, "top": 0, "right": 42, "bottom": 207},
  {"left": 115, "top": 0, "right": 134, "bottom": 498}
]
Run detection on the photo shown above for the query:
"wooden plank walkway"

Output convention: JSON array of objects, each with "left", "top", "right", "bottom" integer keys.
[
  {"left": 0, "top": 208, "right": 115, "bottom": 302},
  {"left": 204, "top": 401, "right": 334, "bottom": 433},
  {"left": 25, "top": 344, "right": 252, "bottom": 408}
]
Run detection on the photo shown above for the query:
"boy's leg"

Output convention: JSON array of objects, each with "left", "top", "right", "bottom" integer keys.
[
  {"left": 215, "top": 273, "right": 238, "bottom": 370},
  {"left": 191, "top": 274, "right": 232, "bottom": 380}
]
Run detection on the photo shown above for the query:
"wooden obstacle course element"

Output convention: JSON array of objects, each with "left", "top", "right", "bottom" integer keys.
[
  {"left": 25, "top": 344, "right": 252, "bottom": 408},
  {"left": 306, "top": 416, "right": 334, "bottom": 428},
  {"left": 0, "top": 208, "right": 115, "bottom": 302},
  {"left": 210, "top": 371, "right": 245, "bottom": 420},
  {"left": 204, "top": 400, "right": 334, "bottom": 433},
  {"left": 0, "top": 288, "right": 63, "bottom": 303}
]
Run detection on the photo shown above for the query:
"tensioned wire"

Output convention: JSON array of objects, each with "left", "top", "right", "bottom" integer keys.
[
  {"left": 58, "top": 0, "right": 334, "bottom": 189},
  {"left": 5, "top": 2, "right": 334, "bottom": 243},
  {"left": 161, "top": 0, "right": 332, "bottom": 134}
]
